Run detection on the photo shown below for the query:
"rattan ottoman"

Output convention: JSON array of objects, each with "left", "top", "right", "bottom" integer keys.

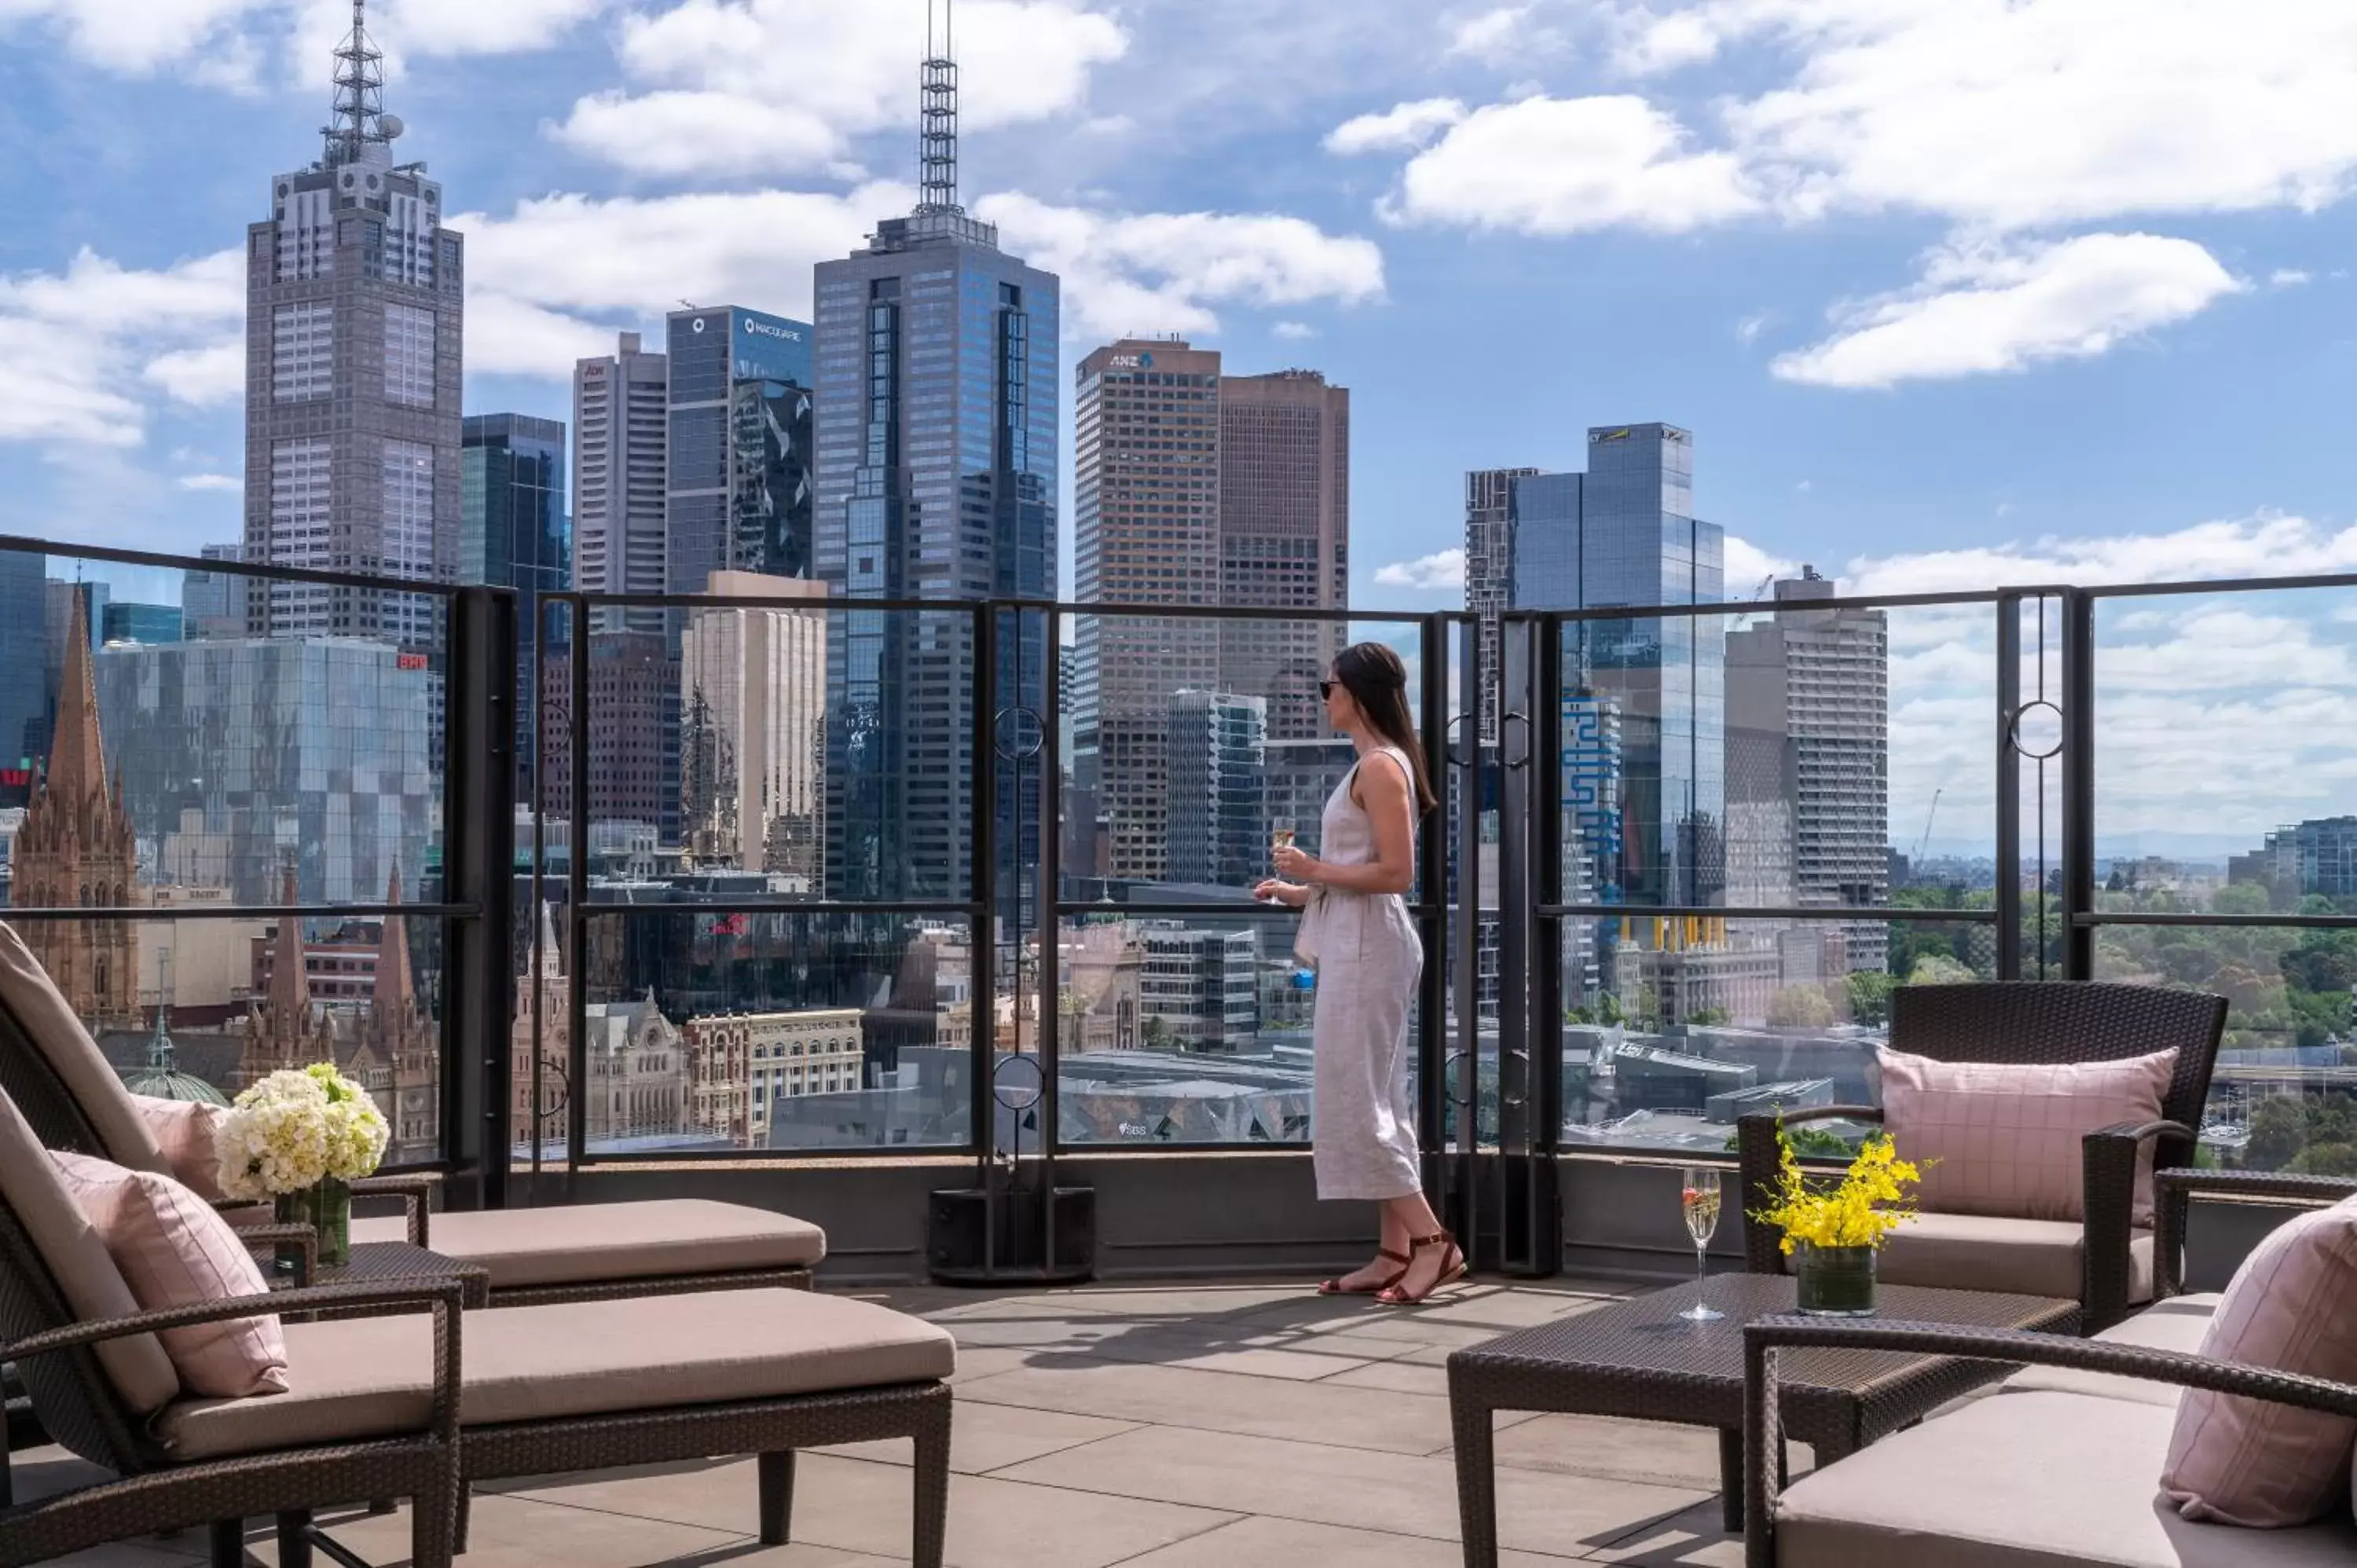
[{"left": 1446, "top": 1273, "right": 2077, "bottom": 1563}]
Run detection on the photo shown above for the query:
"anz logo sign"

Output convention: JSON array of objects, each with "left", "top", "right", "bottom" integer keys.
[{"left": 1108, "top": 351, "right": 1155, "bottom": 370}]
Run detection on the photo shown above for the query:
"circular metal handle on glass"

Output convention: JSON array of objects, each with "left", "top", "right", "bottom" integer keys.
[
  {"left": 1443, "top": 712, "right": 1480, "bottom": 771},
  {"left": 1499, "top": 710, "right": 1532, "bottom": 771},
  {"left": 992, "top": 1053, "right": 1045, "bottom": 1112},
  {"left": 1499, "top": 1048, "right": 1529, "bottom": 1109},
  {"left": 1444, "top": 1050, "right": 1475, "bottom": 1108},
  {"left": 992, "top": 705, "right": 1047, "bottom": 763},
  {"left": 2008, "top": 699, "right": 2065, "bottom": 760}
]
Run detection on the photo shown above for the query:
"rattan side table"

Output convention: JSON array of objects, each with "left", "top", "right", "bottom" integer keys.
[
  {"left": 273, "top": 1239, "right": 489, "bottom": 1313},
  {"left": 1446, "top": 1273, "right": 2077, "bottom": 1562}
]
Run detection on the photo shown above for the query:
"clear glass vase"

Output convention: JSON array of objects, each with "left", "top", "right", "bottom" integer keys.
[
  {"left": 275, "top": 1177, "right": 353, "bottom": 1271},
  {"left": 1793, "top": 1242, "right": 1877, "bottom": 1316}
]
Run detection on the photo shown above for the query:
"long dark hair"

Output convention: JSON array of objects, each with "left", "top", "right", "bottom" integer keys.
[{"left": 1333, "top": 642, "right": 1438, "bottom": 815}]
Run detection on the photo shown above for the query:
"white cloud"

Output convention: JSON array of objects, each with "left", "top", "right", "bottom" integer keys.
[
  {"left": 1734, "top": 312, "right": 1768, "bottom": 344},
  {"left": 2271, "top": 268, "right": 2314, "bottom": 287},
  {"left": 142, "top": 342, "right": 244, "bottom": 406},
  {"left": 453, "top": 185, "right": 900, "bottom": 376},
  {"left": 1385, "top": 95, "right": 1760, "bottom": 234},
  {"left": 1325, "top": 98, "right": 1468, "bottom": 156},
  {"left": 0, "top": 247, "right": 243, "bottom": 446},
  {"left": 1715, "top": 0, "right": 2357, "bottom": 232},
  {"left": 1840, "top": 513, "right": 2357, "bottom": 599},
  {"left": 1373, "top": 548, "right": 1467, "bottom": 592},
  {"left": 1770, "top": 233, "right": 2242, "bottom": 390},
  {"left": 1724, "top": 533, "right": 1798, "bottom": 594},
  {"left": 0, "top": 0, "right": 608, "bottom": 73},
  {"left": 1446, "top": 5, "right": 1561, "bottom": 64},
  {"left": 555, "top": 0, "right": 1127, "bottom": 177},
  {"left": 1611, "top": 7, "right": 1721, "bottom": 75},
  {"left": 176, "top": 473, "right": 240, "bottom": 492},
  {"left": 976, "top": 194, "right": 1385, "bottom": 340},
  {"left": 1272, "top": 321, "right": 1318, "bottom": 340}
]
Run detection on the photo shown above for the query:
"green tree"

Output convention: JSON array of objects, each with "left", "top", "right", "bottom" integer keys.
[
  {"left": 1688, "top": 1007, "right": 1730, "bottom": 1027},
  {"left": 1767, "top": 985, "right": 1837, "bottom": 1028},
  {"left": 1908, "top": 954, "right": 1976, "bottom": 986},
  {"left": 2244, "top": 1098, "right": 2309, "bottom": 1171},
  {"left": 1846, "top": 970, "right": 1899, "bottom": 1028},
  {"left": 2290, "top": 1141, "right": 2357, "bottom": 1178}
]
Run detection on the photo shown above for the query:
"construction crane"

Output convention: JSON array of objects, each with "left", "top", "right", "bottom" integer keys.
[{"left": 1912, "top": 788, "right": 1944, "bottom": 867}]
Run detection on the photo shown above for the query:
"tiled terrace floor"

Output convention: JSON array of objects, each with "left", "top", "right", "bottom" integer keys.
[{"left": 31, "top": 1275, "right": 1772, "bottom": 1567}]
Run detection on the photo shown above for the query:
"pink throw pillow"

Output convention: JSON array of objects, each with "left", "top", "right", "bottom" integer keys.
[
  {"left": 49, "top": 1152, "right": 288, "bottom": 1400},
  {"left": 1877, "top": 1046, "right": 2177, "bottom": 1226},
  {"left": 129, "top": 1096, "right": 230, "bottom": 1203},
  {"left": 2162, "top": 1200, "right": 2357, "bottom": 1526}
]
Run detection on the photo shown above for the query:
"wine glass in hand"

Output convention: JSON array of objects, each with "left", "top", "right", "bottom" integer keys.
[{"left": 1264, "top": 819, "right": 1296, "bottom": 903}]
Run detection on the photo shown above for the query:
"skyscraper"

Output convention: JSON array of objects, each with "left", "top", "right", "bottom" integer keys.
[
  {"left": 100, "top": 604, "right": 185, "bottom": 646},
  {"left": 665, "top": 307, "right": 816, "bottom": 592},
  {"left": 1474, "top": 426, "right": 1725, "bottom": 907},
  {"left": 1726, "top": 568, "right": 1890, "bottom": 970},
  {"left": 0, "top": 548, "right": 42, "bottom": 771},
  {"left": 573, "top": 332, "right": 669, "bottom": 633},
  {"left": 181, "top": 545, "right": 244, "bottom": 642},
  {"left": 814, "top": 13, "right": 1058, "bottom": 930},
  {"left": 243, "top": 0, "right": 462, "bottom": 653},
  {"left": 1165, "top": 691, "right": 1268, "bottom": 888},
  {"left": 459, "top": 414, "right": 569, "bottom": 599},
  {"left": 1219, "top": 370, "right": 1349, "bottom": 741},
  {"left": 1072, "top": 338, "right": 1222, "bottom": 880},
  {"left": 679, "top": 571, "right": 828, "bottom": 881},
  {"left": 1464, "top": 466, "right": 1542, "bottom": 743}
]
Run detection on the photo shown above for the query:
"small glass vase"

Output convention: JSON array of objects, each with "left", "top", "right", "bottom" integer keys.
[
  {"left": 1793, "top": 1241, "right": 1878, "bottom": 1316},
  {"left": 275, "top": 1177, "right": 353, "bottom": 1272}
]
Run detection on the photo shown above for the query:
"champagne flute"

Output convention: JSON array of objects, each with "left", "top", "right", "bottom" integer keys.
[
  {"left": 1265, "top": 819, "right": 1296, "bottom": 903},
  {"left": 1677, "top": 1168, "right": 1724, "bottom": 1322}
]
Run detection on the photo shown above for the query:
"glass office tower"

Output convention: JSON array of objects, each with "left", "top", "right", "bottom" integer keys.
[
  {"left": 460, "top": 412, "right": 569, "bottom": 789},
  {"left": 1509, "top": 424, "right": 1725, "bottom": 906},
  {"left": 665, "top": 307, "right": 816, "bottom": 593},
  {"left": 813, "top": 208, "right": 1058, "bottom": 929}
]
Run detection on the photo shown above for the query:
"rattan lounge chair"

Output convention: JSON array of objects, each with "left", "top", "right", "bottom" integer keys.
[
  {"left": 0, "top": 922, "right": 824, "bottom": 1306},
  {"left": 1742, "top": 1167, "right": 2357, "bottom": 1566},
  {"left": 0, "top": 1073, "right": 957, "bottom": 1568},
  {"left": 1736, "top": 981, "right": 2227, "bottom": 1332}
]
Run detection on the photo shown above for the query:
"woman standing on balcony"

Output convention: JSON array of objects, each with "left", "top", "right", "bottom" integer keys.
[{"left": 1255, "top": 642, "right": 1464, "bottom": 1305}]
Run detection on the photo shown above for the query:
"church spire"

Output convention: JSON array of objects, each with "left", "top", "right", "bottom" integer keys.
[
  {"left": 46, "top": 591, "right": 105, "bottom": 806},
  {"left": 372, "top": 863, "right": 415, "bottom": 1033},
  {"left": 268, "top": 861, "right": 310, "bottom": 1028}
]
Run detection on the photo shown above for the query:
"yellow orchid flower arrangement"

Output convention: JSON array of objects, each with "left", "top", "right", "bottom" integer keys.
[{"left": 1751, "top": 1127, "right": 1925, "bottom": 1254}]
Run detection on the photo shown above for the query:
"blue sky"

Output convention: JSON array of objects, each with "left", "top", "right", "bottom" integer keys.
[{"left": 6, "top": 0, "right": 2357, "bottom": 850}]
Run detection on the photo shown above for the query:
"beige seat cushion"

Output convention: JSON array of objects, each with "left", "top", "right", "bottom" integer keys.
[
  {"left": 350, "top": 1198, "right": 824, "bottom": 1288},
  {"left": 1875, "top": 1211, "right": 2153, "bottom": 1303},
  {"left": 1777, "top": 1389, "right": 2357, "bottom": 1568},
  {"left": 156, "top": 1288, "right": 953, "bottom": 1460},
  {"left": 2000, "top": 1293, "right": 2220, "bottom": 1407},
  {"left": 0, "top": 1079, "right": 178, "bottom": 1412}
]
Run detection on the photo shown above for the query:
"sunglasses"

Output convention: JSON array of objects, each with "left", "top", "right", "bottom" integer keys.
[{"left": 1318, "top": 680, "right": 1336, "bottom": 698}]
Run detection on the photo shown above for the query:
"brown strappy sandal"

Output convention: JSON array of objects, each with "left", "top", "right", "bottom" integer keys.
[
  {"left": 1318, "top": 1246, "right": 1410, "bottom": 1297},
  {"left": 1376, "top": 1230, "right": 1468, "bottom": 1306}
]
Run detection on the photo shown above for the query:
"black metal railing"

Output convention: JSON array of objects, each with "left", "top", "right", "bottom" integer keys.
[{"left": 13, "top": 533, "right": 2357, "bottom": 1253}]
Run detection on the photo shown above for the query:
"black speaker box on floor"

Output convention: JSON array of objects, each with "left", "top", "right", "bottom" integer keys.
[{"left": 928, "top": 1184, "right": 1094, "bottom": 1284}]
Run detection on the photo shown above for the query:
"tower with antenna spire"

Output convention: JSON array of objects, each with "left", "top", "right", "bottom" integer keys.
[
  {"left": 243, "top": 0, "right": 463, "bottom": 655},
  {"left": 815, "top": 0, "right": 1059, "bottom": 954}
]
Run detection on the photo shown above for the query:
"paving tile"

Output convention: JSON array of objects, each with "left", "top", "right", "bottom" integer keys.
[
  {"left": 817, "top": 1401, "right": 1140, "bottom": 1473},
  {"left": 1108, "top": 1514, "right": 1582, "bottom": 1566},
  {"left": 992, "top": 1422, "right": 1708, "bottom": 1555},
  {"left": 1319, "top": 1359, "right": 1453, "bottom": 1398},
  {"left": 954, "top": 1355, "right": 1529, "bottom": 1455},
  {"left": 1042, "top": 1283, "right": 1335, "bottom": 1318},
  {"left": 231, "top": 1491, "right": 746, "bottom": 1568},
  {"left": 505, "top": 1453, "right": 1239, "bottom": 1568},
  {"left": 1585, "top": 1498, "right": 1746, "bottom": 1566},
  {"left": 1483, "top": 1414, "right": 1729, "bottom": 1489},
  {"left": 946, "top": 1345, "right": 1036, "bottom": 1385}
]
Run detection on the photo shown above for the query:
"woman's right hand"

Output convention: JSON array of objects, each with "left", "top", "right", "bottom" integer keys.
[{"left": 1253, "top": 880, "right": 1311, "bottom": 909}]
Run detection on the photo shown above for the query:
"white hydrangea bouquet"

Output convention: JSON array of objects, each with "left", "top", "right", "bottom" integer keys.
[{"left": 218, "top": 1064, "right": 388, "bottom": 1266}]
